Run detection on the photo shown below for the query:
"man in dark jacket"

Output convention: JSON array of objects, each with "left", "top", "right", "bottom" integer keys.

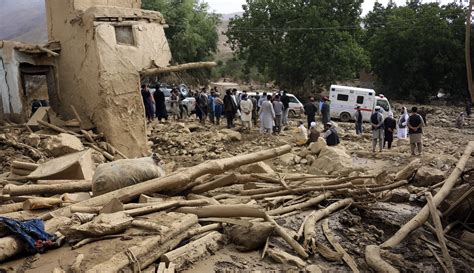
[
  {"left": 407, "top": 106, "right": 425, "bottom": 155},
  {"left": 281, "top": 91, "right": 290, "bottom": 126},
  {"left": 321, "top": 97, "right": 331, "bottom": 125},
  {"left": 354, "top": 105, "right": 363, "bottom": 135},
  {"left": 153, "top": 86, "right": 167, "bottom": 122},
  {"left": 304, "top": 96, "right": 318, "bottom": 129},
  {"left": 323, "top": 122, "right": 340, "bottom": 146},
  {"left": 223, "top": 89, "right": 237, "bottom": 128},
  {"left": 383, "top": 112, "right": 396, "bottom": 149}
]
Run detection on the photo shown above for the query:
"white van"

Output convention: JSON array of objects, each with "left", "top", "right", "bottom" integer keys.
[
  {"left": 329, "top": 85, "right": 392, "bottom": 122},
  {"left": 243, "top": 91, "right": 304, "bottom": 117}
]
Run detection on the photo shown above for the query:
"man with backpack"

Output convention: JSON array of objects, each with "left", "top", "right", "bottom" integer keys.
[
  {"left": 370, "top": 106, "right": 384, "bottom": 153},
  {"left": 407, "top": 106, "right": 425, "bottom": 156}
]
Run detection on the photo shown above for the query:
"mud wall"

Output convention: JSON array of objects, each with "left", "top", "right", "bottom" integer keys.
[{"left": 45, "top": 0, "right": 172, "bottom": 157}]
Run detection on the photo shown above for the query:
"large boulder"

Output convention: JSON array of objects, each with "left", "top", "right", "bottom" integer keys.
[
  {"left": 220, "top": 129, "right": 242, "bottom": 141},
  {"left": 44, "top": 133, "right": 84, "bottom": 157},
  {"left": 278, "top": 153, "right": 296, "bottom": 165},
  {"left": 225, "top": 222, "right": 275, "bottom": 251},
  {"left": 414, "top": 166, "right": 445, "bottom": 187},
  {"left": 309, "top": 137, "right": 327, "bottom": 156},
  {"left": 310, "top": 146, "right": 352, "bottom": 174}
]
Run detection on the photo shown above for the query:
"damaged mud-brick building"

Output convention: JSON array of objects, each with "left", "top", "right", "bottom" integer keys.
[
  {"left": 1, "top": 0, "right": 174, "bottom": 157},
  {"left": 45, "top": 0, "right": 172, "bottom": 157}
]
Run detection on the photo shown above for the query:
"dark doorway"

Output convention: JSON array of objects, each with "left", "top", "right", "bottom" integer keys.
[{"left": 20, "top": 64, "right": 59, "bottom": 118}]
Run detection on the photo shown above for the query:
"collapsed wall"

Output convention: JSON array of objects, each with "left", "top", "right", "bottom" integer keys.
[{"left": 45, "top": 0, "right": 172, "bottom": 157}]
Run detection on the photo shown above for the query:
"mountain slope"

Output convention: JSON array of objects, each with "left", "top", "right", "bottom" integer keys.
[{"left": 0, "top": 0, "right": 47, "bottom": 44}]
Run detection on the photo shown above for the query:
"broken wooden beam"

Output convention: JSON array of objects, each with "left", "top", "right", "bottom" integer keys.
[
  {"left": 365, "top": 245, "right": 399, "bottom": 273},
  {"left": 161, "top": 231, "right": 225, "bottom": 270},
  {"left": 140, "top": 62, "right": 217, "bottom": 76},
  {"left": 191, "top": 173, "right": 238, "bottom": 194},
  {"left": 176, "top": 204, "right": 266, "bottom": 218},
  {"left": 304, "top": 198, "right": 353, "bottom": 248},
  {"left": 425, "top": 192, "right": 455, "bottom": 273},
  {"left": 3, "top": 181, "right": 92, "bottom": 196},
  {"left": 267, "top": 192, "right": 333, "bottom": 216},
  {"left": 382, "top": 141, "right": 474, "bottom": 248}
]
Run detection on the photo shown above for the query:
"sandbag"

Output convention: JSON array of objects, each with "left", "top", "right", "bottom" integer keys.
[{"left": 92, "top": 155, "right": 165, "bottom": 196}]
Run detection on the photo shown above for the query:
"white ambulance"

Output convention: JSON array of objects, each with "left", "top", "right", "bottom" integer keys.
[{"left": 328, "top": 85, "right": 392, "bottom": 122}]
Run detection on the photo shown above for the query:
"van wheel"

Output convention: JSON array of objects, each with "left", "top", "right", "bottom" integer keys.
[
  {"left": 181, "top": 106, "right": 189, "bottom": 119},
  {"left": 340, "top": 112, "right": 351, "bottom": 122},
  {"left": 289, "top": 110, "right": 297, "bottom": 118}
]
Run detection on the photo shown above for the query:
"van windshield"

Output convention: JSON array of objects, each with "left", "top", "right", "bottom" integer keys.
[{"left": 376, "top": 99, "right": 390, "bottom": 112}]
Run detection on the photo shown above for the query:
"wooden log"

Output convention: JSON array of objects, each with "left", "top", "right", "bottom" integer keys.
[
  {"left": 4, "top": 181, "right": 92, "bottom": 196},
  {"left": 11, "top": 161, "right": 38, "bottom": 171},
  {"left": 23, "top": 198, "right": 63, "bottom": 210},
  {"left": 425, "top": 192, "right": 455, "bottom": 273},
  {"left": 264, "top": 214, "right": 308, "bottom": 258},
  {"left": 70, "top": 205, "right": 100, "bottom": 214},
  {"left": 267, "top": 247, "right": 307, "bottom": 268},
  {"left": 304, "top": 198, "right": 353, "bottom": 248},
  {"left": 161, "top": 231, "right": 225, "bottom": 270},
  {"left": 241, "top": 186, "right": 284, "bottom": 196},
  {"left": 186, "top": 193, "right": 220, "bottom": 205},
  {"left": 70, "top": 105, "right": 82, "bottom": 127},
  {"left": 36, "top": 179, "right": 90, "bottom": 185},
  {"left": 0, "top": 202, "right": 23, "bottom": 214},
  {"left": 382, "top": 141, "right": 474, "bottom": 248},
  {"left": 267, "top": 192, "right": 333, "bottom": 216},
  {"left": 48, "top": 145, "right": 292, "bottom": 218},
  {"left": 132, "top": 220, "right": 171, "bottom": 234},
  {"left": 425, "top": 242, "right": 449, "bottom": 273},
  {"left": 365, "top": 245, "right": 399, "bottom": 273},
  {"left": 126, "top": 200, "right": 209, "bottom": 217},
  {"left": 296, "top": 211, "right": 315, "bottom": 241},
  {"left": 191, "top": 173, "right": 238, "bottom": 194},
  {"left": 394, "top": 159, "right": 420, "bottom": 181},
  {"left": 37, "top": 120, "right": 80, "bottom": 136},
  {"left": 177, "top": 204, "right": 266, "bottom": 218},
  {"left": 140, "top": 61, "right": 217, "bottom": 76},
  {"left": 0, "top": 195, "right": 37, "bottom": 203},
  {"left": 87, "top": 143, "right": 114, "bottom": 161},
  {"left": 322, "top": 219, "right": 360, "bottom": 273},
  {"left": 87, "top": 214, "right": 199, "bottom": 272},
  {"left": 11, "top": 168, "right": 32, "bottom": 176}
]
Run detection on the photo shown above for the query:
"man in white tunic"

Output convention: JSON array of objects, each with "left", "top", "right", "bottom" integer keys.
[
  {"left": 397, "top": 106, "right": 409, "bottom": 144},
  {"left": 259, "top": 94, "right": 275, "bottom": 134},
  {"left": 240, "top": 94, "right": 253, "bottom": 131}
]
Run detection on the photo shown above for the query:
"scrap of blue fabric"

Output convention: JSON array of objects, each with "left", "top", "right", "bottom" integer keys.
[{"left": 0, "top": 217, "right": 56, "bottom": 253}]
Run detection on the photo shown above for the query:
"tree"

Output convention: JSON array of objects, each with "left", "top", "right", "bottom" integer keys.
[
  {"left": 142, "top": 0, "right": 220, "bottom": 64},
  {"left": 364, "top": 2, "right": 473, "bottom": 102},
  {"left": 225, "top": 0, "right": 369, "bottom": 94}
]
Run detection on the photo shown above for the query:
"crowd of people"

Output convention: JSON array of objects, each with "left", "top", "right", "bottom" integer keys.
[
  {"left": 142, "top": 84, "right": 469, "bottom": 156},
  {"left": 367, "top": 105, "right": 426, "bottom": 155}
]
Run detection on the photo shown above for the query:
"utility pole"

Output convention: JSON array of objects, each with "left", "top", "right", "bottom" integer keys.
[{"left": 466, "top": 0, "right": 474, "bottom": 103}]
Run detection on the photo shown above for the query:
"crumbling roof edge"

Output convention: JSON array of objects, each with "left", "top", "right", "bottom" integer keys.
[
  {"left": 82, "top": 6, "right": 166, "bottom": 24},
  {"left": 0, "top": 40, "right": 60, "bottom": 57}
]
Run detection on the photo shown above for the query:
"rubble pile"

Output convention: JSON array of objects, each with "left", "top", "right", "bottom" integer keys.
[{"left": 0, "top": 106, "right": 473, "bottom": 272}]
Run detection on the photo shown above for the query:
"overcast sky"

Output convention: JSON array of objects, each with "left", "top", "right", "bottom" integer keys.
[{"left": 205, "top": 0, "right": 466, "bottom": 15}]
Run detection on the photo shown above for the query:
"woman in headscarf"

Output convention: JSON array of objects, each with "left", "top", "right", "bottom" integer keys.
[
  {"left": 383, "top": 111, "right": 396, "bottom": 149},
  {"left": 397, "top": 107, "right": 409, "bottom": 143}
]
